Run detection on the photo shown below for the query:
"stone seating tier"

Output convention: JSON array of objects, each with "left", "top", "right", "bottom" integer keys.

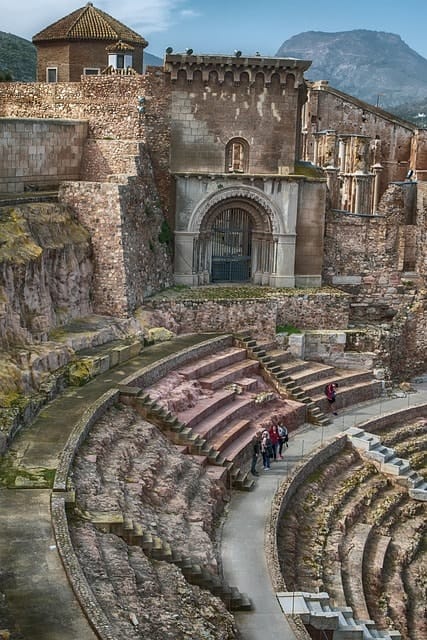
[{"left": 178, "top": 347, "right": 247, "bottom": 379}]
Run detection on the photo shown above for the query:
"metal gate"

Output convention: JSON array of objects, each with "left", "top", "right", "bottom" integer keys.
[{"left": 211, "top": 208, "right": 252, "bottom": 282}]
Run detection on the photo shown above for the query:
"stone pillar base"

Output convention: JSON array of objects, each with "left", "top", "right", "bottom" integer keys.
[{"left": 294, "top": 275, "right": 322, "bottom": 287}]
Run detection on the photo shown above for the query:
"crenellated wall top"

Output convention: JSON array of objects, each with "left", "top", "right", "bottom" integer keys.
[{"left": 164, "top": 53, "right": 311, "bottom": 87}]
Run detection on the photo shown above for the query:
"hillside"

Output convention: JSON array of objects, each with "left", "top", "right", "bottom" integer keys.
[
  {"left": 276, "top": 30, "right": 427, "bottom": 109},
  {"left": 0, "top": 31, "right": 36, "bottom": 81}
]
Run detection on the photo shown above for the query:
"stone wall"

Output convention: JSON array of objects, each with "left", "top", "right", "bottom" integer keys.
[
  {"left": 303, "top": 83, "right": 417, "bottom": 198},
  {"left": 166, "top": 55, "right": 309, "bottom": 175},
  {"left": 60, "top": 177, "right": 173, "bottom": 317},
  {"left": 145, "top": 291, "right": 349, "bottom": 339},
  {"left": 323, "top": 183, "right": 423, "bottom": 322},
  {"left": 275, "top": 291, "right": 350, "bottom": 329},
  {"left": 0, "top": 73, "right": 174, "bottom": 314},
  {"left": 0, "top": 118, "right": 87, "bottom": 193},
  {"left": 0, "top": 72, "right": 172, "bottom": 213}
]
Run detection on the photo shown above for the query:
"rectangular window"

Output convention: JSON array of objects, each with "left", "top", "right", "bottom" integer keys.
[
  {"left": 46, "top": 67, "right": 57, "bottom": 83},
  {"left": 83, "top": 68, "right": 100, "bottom": 76}
]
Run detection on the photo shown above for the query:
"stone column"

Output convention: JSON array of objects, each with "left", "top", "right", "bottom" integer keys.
[
  {"left": 174, "top": 231, "right": 199, "bottom": 285},
  {"left": 325, "top": 165, "right": 340, "bottom": 209},
  {"left": 268, "top": 233, "right": 296, "bottom": 287},
  {"left": 372, "top": 163, "right": 383, "bottom": 213},
  {"left": 338, "top": 138, "right": 347, "bottom": 172},
  {"left": 354, "top": 171, "right": 366, "bottom": 214}
]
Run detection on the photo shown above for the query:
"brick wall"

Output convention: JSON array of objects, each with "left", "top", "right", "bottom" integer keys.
[{"left": 36, "top": 41, "right": 144, "bottom": 82}]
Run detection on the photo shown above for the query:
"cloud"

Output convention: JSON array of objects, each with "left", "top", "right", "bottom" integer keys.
[
  {"left": 179, "top": 9, "right": 200, "bottom": 18},
  {"left": 2, "top": 0, "right": 195, "bottom": 41}
]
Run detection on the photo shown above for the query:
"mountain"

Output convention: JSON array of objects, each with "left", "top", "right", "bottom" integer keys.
[
  {"left": 0, "top": 31, "right": 36, "bottom": 81},
  {"left": 144, "top": 52, "right": 163, "bottom": 69},
  {"left": 276, "top": 30, "right": 427, "bottom": 108}
]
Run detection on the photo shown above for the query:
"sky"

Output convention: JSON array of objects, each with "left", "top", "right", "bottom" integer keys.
[{"left": 2, "top": 0, "right": 427, "bottom": 61}]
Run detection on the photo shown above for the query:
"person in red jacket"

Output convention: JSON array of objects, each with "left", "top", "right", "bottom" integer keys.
[
  {"left": 268, "top": 424, "right": 280, "bottom": 461},
  {"left": 325, "top": 382, "right": 339, "bottom": 415}
]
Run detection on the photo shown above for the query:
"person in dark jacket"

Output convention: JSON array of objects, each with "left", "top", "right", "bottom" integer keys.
[{"left": 251, "top": 432, "right": 261, "bottom": 476}]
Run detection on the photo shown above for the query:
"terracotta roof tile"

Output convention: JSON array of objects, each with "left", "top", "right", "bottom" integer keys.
[{"left": 32, "top": 3, "right": 147, "bottom": 47}]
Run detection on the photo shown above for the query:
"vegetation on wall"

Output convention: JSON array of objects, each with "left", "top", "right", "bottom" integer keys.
[{"left": 158, "top": 220, "right": 173, "bottom": 246}]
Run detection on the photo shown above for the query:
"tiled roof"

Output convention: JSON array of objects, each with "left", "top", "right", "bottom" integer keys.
[{"left": 32, "top": 2, "right": 148, "bottom": 47}]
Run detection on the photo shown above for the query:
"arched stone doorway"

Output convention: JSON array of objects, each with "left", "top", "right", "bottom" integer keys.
[
  {"left": 174, "top": 184, "right": 297, "bottom": 287},
  {"left": 211, "top": 206, "right": 253, "bottom": 282}
]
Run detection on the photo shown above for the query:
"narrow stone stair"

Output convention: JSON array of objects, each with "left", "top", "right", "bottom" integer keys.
[
  {"left": 276, "top": 591, "right": 402, "bottom": 640},
  {"left": 346, "top": 427, "right": 427, "bottom": 500},
  {"left": 88, "top": 512, "right": 252, "bottom": 611}
]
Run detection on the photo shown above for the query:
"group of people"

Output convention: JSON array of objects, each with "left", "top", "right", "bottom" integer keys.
[
  {"left": 251, "top": 423, "right": 289, "bottom": 475},
  {"left": 250, "top": 382, "right": 340, "bottom": 476}
]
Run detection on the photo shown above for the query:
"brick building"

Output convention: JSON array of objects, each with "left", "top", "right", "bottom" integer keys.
[{"left": 32, "top": 2, "right": 148, "bottom": 82}]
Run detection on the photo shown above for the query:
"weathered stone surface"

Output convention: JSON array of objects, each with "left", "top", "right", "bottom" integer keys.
[{"left": 69, "top": 403, "right": 238, "bottom": 639}]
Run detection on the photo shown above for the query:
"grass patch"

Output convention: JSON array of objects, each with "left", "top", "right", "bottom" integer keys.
[{"left": 276, "top": 324, "right": 301, "bottom": 335}]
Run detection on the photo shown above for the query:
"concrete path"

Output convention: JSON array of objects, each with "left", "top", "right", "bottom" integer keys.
[
  {"left": 221, "top": 381, "right": 427, "bottom": 640},
  {"left": 0, "top": 334, "right": 213, "bottom": 640}
]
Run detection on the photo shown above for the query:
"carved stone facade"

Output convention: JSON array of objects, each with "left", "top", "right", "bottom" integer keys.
[
  {"left": 165, "top": 54, "right": 325, "bottom": 287},
  {"left": 302, "top": 80, "right": 427, "bottom": 215}
]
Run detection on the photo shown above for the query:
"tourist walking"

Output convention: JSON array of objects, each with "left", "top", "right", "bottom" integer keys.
[
  {"left": 324, "top": 382, "right": 339, "bottom": 415},
  {"left": 278, "top": 423, "right": 288, "bottom": 458},
  {"left": 261, "top": 429, "right": 272, "bottom": 470},
  {"left": 250, "top": 432, "right": 261, "bottom": 476}
]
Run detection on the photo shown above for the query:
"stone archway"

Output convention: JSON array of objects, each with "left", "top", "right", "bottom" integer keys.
[
  {"left": 196, "top": 193, "right": 276, "bottom": 285},
  {"left": 174, "top": 184, "right": 296, "bottom": 287}
]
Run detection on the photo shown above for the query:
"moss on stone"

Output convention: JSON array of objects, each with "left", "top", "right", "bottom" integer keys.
[
  {"left": 294, "top": 161, "right": 325, "bottom": 179},
  {"left": 148, "top": 284, "right": 345, "bottom": 302},
  {"left": 67, "top": 358, "right": 96, "bottom": 386},
  {"left": 0, "top": 460, "right": 55, "bottom": 488},
  {"left": 0, "top": 203, "right": 91, "bottom": 266}
]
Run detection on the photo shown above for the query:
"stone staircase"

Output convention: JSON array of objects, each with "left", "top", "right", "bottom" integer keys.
[
  {"left": 119, "top": 344, "right": 304, "bottom": 491},
  {"left": 237, "top": 335, "right": 383, "bottom": 426},
  {"left": 119, "top": 387, "right": 256, "bottom": 491},
  {"left": 276, "top": 592, "right": 402, "bottom": 640},
  {"left": 346, "top": 426, "right": 427, "bottom": 500},
  {"left": 88, "top": 512, "right": 252, "bottom": 611}
]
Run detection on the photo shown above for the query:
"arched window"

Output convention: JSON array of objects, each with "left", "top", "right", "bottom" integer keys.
[{"left": 225, "top": 138, "right": 249, "bottom": 173}]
